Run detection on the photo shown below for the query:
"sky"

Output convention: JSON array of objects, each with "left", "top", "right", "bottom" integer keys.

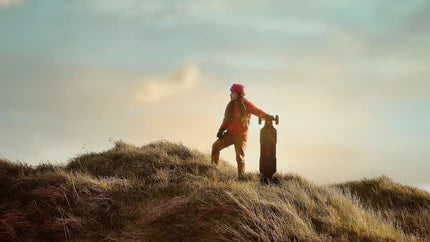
[{"left": 1, "top": 0, "right": 429, "bottom": 189}]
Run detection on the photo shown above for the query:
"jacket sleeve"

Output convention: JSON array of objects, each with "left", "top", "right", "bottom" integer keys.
[
  {"left": 220, "top": 118, "right": 227, "bottom": 130},
  {"left": 246, "top": 100, "right": 268, "bottom": 117}
]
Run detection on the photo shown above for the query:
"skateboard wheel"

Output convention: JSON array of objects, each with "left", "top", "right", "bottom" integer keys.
[
  {"left": 258, "top": 116, "right": 262, "bottom": 125},
  {"left": 275, "top": 115, "right": 279, "bottom": 125},
  {"left": 260, "top": 176, "right": 270, "bottom": 185}
]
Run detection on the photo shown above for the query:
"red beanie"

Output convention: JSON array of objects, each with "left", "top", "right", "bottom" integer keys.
[{"left": 230, "top": 84, "right": 245, "bottom": 95}]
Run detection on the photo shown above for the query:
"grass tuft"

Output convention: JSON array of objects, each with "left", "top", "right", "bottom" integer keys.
[{"left": 1, "top": 141, "right": 429, "bottom": 241}]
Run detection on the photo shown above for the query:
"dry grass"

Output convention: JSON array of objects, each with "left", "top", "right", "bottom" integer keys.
[
  {"left": 335, "top": 176, "right": 430, "bottom": 239},
  {"left": 0, "top": 140, "right": 429, "bottom": 241}
]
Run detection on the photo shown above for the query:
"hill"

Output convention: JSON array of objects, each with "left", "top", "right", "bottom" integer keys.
[{"left": 1, "top": 140, "right": 429, "bottom": 241}]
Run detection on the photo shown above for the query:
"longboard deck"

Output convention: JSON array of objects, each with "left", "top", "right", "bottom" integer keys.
[{"left": 259, "top": 119, "right": 277, "bottom": 182}]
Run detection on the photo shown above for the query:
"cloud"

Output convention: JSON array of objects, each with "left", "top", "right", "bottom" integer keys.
[
  {"left": 0, "top": 0, "right": 20, "bottom": 7},
  {"left": 132, "top": 65, "right": 200, "bottom": 104},
  {"left": 88, "top": 0, "right": 238, "bottom": 18}
]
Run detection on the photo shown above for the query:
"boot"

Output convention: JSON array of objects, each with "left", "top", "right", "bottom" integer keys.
[
  {"left": 211, "top": 154, "right": 219, "bottom": 166},
  {"left": 237, "top": 163, "right": 245, "bottom": 180}
]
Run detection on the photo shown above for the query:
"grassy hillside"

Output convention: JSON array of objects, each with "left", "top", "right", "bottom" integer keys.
[{"left": 1, "top": 140, "right": 429, "bottom": 241}]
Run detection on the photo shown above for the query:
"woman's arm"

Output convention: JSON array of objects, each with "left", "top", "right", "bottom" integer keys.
[
  {"left": 246, "top": 100, "right": 269, "bottom": 117},
  {"left": 220, "top": 118, "right": 227, "bottom": 130}
]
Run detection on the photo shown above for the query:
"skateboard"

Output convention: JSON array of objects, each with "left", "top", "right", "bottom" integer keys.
[{"left": 258, "top": 115, "right": 279, "bottom": 184}]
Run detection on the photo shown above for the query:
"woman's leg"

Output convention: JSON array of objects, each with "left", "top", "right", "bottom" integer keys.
[
  {"left": 211, "top": 134, "right": 233, "bottom": 165},
  {"left": 233, "top": 136, "right": 247, "bottom": 178}
]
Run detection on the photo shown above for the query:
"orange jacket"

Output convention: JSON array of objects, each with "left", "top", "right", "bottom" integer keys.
[{"left": 220, "top": 100, "right": 268, "bottom": 138}]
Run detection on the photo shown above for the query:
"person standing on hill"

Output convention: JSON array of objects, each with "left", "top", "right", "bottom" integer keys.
[{"left": 211, "top": 84, "right": 274, "bottom": 180}]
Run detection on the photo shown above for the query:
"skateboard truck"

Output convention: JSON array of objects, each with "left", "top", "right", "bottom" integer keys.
[
  {"left": 259, "top": 115, "right": 279, "bottom": 184},
  {"left": 258, "top": 115, "right": 279, "bottom": 125}
]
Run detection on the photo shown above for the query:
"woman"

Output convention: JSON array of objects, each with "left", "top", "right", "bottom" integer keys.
[{"left": 211, "top": 84, "right": 273, "bottom": 179}]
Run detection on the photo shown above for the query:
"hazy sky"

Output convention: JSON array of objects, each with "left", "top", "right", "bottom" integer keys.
[{"left": 1, "top": 0, "right": 429, "bottom": 189}]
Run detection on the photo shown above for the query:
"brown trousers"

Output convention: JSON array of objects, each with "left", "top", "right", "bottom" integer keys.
[{"left": 211, "top": 133, "right": 247, "bottom": 176}]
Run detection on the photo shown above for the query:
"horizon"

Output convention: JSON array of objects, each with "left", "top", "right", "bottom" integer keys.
[{"left": 1, "top": 1, "right": 429, "bottom": 189}]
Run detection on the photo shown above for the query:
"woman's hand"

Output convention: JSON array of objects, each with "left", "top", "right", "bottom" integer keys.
[{"left": 217, "top": 129, "right": 226, "bottom": 138}]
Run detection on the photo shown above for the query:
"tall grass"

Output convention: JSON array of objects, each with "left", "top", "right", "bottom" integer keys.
[{"left": 1, "top": 140, "right": 429, "bottom": 241}]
